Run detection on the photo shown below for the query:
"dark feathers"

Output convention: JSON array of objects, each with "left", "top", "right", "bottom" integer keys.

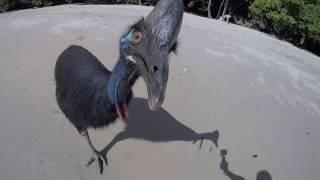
[
  {"left": 169, "top": 41, "right": 179, "bottom": 54},
  {"left": 55, "top": 45, "right": 124, "bottom": 131}
]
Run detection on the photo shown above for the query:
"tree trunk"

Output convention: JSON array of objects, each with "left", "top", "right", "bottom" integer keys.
[
  {"left": 208, "top": 0, "right": 213, "bottom": 18},
  {"left": 216, "top": 0, "right": 225, "bottom": 19},
  {"left": 221, "top": 0, "right": 230, "bottom": 17}
]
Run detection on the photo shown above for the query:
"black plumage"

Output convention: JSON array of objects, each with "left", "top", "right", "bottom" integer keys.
[
  {"left": 55, "top": 45, "right": 136, "bottom": 131},
  {"left": 55, "top": 45, "right": 139, "bottom": 173}
]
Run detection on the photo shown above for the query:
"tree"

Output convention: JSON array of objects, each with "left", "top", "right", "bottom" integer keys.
[
  {"left": 216, "top": 0, "right": 225, "bottom": 18},
  {"left": 249, "top": 0, "right": 320, "bottom": 54},
  {"left": 221, "top": 0, "right": 229, "bottom": 17},
  {"left": 208, "top": 0, "right": 213, "bottom": 18}
]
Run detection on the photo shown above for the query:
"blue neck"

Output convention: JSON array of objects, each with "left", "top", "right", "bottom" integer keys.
[{"left": 107, "top": 55, "right": 139, "bottom": 105}]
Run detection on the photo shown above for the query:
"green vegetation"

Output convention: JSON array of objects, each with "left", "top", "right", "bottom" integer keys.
[
  {"left": 31, "top": 0, "right": 54, "bottom": 7},
  {"left": 0, "top": 0, "right": 9, "bottom": 12},
  {"left": 249, "top": 0, "right": 320, "bottom": 54},
  {"left": 0, "top": 0, "right": 68, "bottom": 12},
  {"left": 0, "top": 0, "right": 319, "bottom": 55},
  {"left": 0, "top": 0, "right": 53, "bottom": 12},
  {"left": 0, "top": 0, "right": 20, "bottom": 12}
]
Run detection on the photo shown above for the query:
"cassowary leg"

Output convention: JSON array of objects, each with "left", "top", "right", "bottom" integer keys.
[{"left": 79, "top": 129, "right": 108, "bottom": 174}]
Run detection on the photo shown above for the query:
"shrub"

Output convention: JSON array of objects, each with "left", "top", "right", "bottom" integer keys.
[
  {"left": 0, "top": 0, "right": 11, "bottom": 12},
  {"left": 31, "top": 0, "right": 53, "bottom": 6},
  {"left": 250, "top": 0, "right": 320, "bottom": 54}
]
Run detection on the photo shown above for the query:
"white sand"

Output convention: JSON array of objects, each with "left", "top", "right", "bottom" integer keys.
[{"left": 0, "top": 5, "right": 319, "bottom": 180}]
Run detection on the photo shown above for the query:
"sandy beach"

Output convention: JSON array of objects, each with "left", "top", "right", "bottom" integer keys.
[{"left": 0, "top": 5, "right": 319, "bottom": 180}]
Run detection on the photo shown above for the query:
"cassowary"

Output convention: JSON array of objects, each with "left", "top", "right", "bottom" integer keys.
[{"left": 54, "top": 0, "right": 183, "bottom": 174}]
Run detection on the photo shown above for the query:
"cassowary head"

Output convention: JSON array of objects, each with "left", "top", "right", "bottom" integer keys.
[{"left": 108, "top": 0, "right": 183, "bottom": 120}]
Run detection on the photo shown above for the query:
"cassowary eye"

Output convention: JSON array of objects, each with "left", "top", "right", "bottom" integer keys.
[{"left": 132, "top": 31, "right": 143, "bottom": 43}]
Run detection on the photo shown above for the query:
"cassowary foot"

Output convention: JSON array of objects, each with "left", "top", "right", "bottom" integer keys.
[{"left": 86, "top": 151, "right": 108, "bottom": 174}]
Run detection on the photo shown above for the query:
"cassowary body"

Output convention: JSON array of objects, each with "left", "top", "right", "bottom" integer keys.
[
  {"left": 55, "top": 0, "right": 183, "bottom": 174},
  {"left": 55, "top": 45, "right": 136, "bottom": 130},
  {"left": 55, "top": 45, "right": 138, "bottom": 173}
]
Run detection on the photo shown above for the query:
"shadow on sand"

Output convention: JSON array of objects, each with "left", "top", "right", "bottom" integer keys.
[
  {"left": 256, "top": 170, "right": 272, "bottom": 180},
  {"left": 62, "top": 46, "right": 272, "bottom": 178},
  {"left": 100, "top": 97, "right": 219, "bottom": 157},
  {"left": 219, "top": 149, "right": 272, "bottom": 180},
  {"left": 97, "top": 98, "right": 272, "bottom": 180},
  {"left": 220, "top": 149, "right": 246, "bottom": 180}
]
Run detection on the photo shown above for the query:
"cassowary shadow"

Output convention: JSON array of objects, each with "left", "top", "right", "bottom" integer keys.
[
  {"left": 219, "top": 149, "right": 273, "bottom": 180},
  {"left": 220, "top": 149, "right": 246, "bottom": 180},
  {"left": 101, "top": 97, "right": 219, "bottom": 156},
  {"left": 256, "top": 170, "right": 272, "bottom": 180}
]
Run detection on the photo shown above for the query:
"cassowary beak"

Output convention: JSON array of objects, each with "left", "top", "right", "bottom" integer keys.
[
  {"left": 133, "top": 51, "right": 169, "bottom": 111},
  {"left": 132, "top": 0, "right": 184, "bottom": 111}
]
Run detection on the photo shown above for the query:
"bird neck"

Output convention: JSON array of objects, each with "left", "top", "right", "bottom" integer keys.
[{"left": 107, "top": 58, "right": 139, "bottom": 105}]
